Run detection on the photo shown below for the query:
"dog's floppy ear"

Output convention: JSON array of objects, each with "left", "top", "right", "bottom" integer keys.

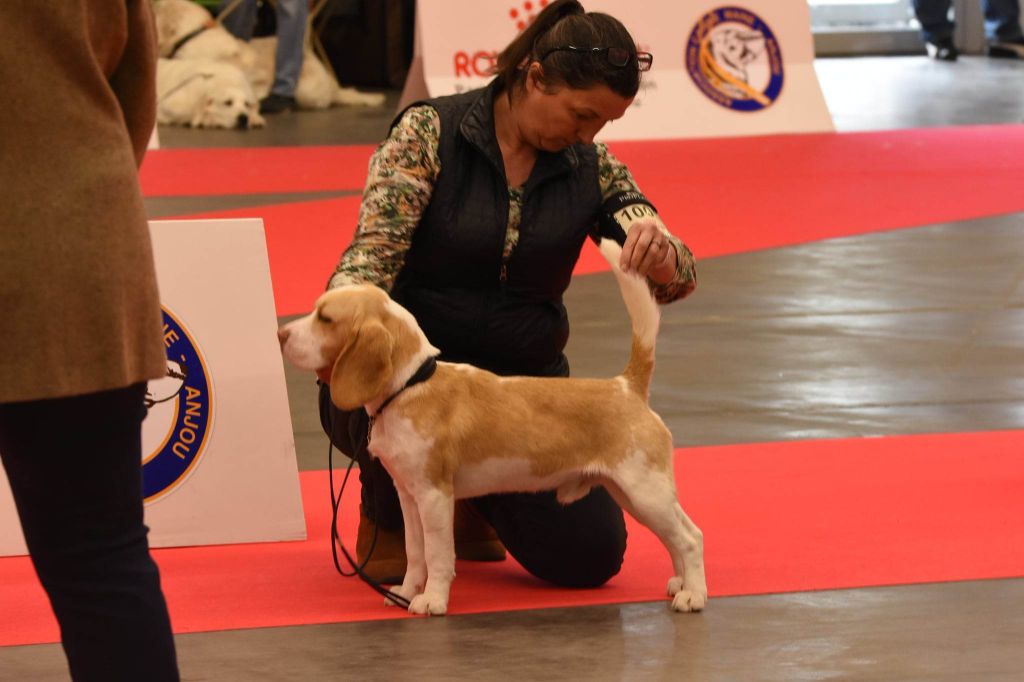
[{"left": 329, "top": 320, "right": 394, "bottom": 410}]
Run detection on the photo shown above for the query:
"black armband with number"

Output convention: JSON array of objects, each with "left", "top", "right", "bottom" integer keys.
[{"left": 590, "top": 191, "right": 659, "bottom": 246}]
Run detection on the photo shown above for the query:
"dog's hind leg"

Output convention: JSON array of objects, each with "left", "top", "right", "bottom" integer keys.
[
  {"left": 385, "top": 485, "right": 426, "bottom": 607},
  {"left": 408, "top": 487, "right": 456, "bottom": 616},
  {"left": 605, "top": 467, "right": 707, "bottom": 612}
]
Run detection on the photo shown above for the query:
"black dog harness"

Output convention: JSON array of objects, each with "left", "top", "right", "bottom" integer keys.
[{"left": 167, "top": 21, "right": 215, "bottom": 59}]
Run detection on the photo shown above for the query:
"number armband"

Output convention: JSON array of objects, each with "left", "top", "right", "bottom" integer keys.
[{"left": 591, "top": 191, "right": 659, "bottom": 246}]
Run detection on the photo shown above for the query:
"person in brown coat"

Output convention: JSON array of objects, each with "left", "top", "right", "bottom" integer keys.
[{"left": 0, "top": 2, "right": 179, "bottom": 679}]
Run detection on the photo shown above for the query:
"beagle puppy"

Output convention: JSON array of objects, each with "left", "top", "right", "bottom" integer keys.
[{"left": 278, "top": 239, "right": 707, "bottom": 615}]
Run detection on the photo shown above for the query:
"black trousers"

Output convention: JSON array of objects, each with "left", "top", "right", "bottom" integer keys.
[
  {"left": 318, "top": 383, "right": 627, "bottom": 588},
  {"left": 0, "top": 384, "right": 179, "bottom": 682}
]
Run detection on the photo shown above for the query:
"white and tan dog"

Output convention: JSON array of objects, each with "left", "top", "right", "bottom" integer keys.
[
  {"left": 156, "top": 58, "right": 264, "bottom": 129},
  {"left": 278, "top": 239, "right": 707, "bottom": 616}
]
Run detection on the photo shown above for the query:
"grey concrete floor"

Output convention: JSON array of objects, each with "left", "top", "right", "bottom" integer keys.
[{"left": 4, "top": 55, "right": 1024, "bottom": 681}]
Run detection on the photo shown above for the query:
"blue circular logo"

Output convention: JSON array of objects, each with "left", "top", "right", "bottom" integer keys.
[
  {"left": 142, "top": 307, "right": 214, "bottom": 502},
  {"left": 686, "top": 7, "right": 784, "bottom": 111}
]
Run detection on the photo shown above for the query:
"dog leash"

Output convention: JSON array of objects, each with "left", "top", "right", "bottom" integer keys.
[
  {"left": 157, "top": 72, "right": 214, "bottom": 104},
  {"left": 326, "top": 404, "right": 412, "bottom": 609},
  {"left": 326, "top": 357, "right": 439, "bottom": 608},
  {"left": 167, "top": 21, "right": 216, "bottom": 59}
]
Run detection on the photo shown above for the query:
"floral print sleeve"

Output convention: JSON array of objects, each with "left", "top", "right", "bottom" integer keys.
[
  {"left": 327, "top": 105, "right": 441, "bottom": 291},
  {"left": 595, "top": 142, "right": 697, "bottom": 304}
]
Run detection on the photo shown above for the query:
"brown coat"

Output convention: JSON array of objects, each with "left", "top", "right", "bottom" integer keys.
[{"left": 0, "top": 0, "right": 166, "bottom": 403}]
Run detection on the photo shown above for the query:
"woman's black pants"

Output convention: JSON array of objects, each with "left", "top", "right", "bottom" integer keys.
[{"left": 0, "top": 383, "right": 179, "bottom": 682}]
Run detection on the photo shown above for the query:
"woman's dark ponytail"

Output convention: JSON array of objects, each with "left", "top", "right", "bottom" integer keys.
[
  {"left": 493, "top": 0, "right": 585, "bottom": 93},
  {"left": 493, "top": 0, "right": 643, "bottom": 100}
]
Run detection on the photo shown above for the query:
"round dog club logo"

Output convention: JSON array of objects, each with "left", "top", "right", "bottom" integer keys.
[
  {"left": 685, "top": 6, "right": 784, "bottom": 111},
  {"left": 142, "top": 306, "right": 214, "bottom": 503}
]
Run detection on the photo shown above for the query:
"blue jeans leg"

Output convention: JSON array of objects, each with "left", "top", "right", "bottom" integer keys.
[
  {"left": 271, "top": 0, "right": 309, "bottom": 97},
  {"left": 983, "top": 0, "right": 1024, "bottom": 40}
]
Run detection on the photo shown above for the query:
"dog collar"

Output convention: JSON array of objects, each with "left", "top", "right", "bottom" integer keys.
[
  {"left": 370, "top": 356, "right": 438, "bottom": 419},
  {"left": 168, "top": 20, "right": 215, "bottom": 59}
]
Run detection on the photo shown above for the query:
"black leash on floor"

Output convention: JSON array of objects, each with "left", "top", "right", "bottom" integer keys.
[{"left": 326, "top": 406, "right": 411, "bottom": 609}]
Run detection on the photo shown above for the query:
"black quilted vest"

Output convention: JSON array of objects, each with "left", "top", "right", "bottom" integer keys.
[{"left": 390, "top": 82, "right": 602, "bottom": 377}]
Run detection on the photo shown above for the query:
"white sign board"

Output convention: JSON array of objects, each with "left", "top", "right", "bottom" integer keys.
[
  {"left": 400, "top": 0, "right": 833, "bottom": 140},
  {"left": 0, "top": 219, "right": 306, "bottom": 555}
]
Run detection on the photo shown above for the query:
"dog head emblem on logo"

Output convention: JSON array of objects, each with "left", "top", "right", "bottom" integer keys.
[{"left": 685, "top": 6, "right": 784, "bottom": 111}]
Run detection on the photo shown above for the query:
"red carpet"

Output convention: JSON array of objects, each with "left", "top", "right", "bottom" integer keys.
[
  {"left": 4, "top": 430, "right": 1023, "bottom": 646},
  {"left": 145, "top": 125, "right": 1024, "bottom": 317},
  {"left": 140, "top": 145, "right": 374, "bottom": 197}
]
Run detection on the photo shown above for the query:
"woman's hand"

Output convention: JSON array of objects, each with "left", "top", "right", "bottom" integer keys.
[{"left": 620, "top": 220, "right": 677, "bottom": 284}]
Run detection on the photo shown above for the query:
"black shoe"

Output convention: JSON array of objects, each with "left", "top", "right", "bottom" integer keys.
[
  {"left": 925, "top": 38, "right": 959, "bottom": 61},
  {"left": 988, "top": 37, "right": 1024, "bottom": 59},
  {"left": 259, "top": 93, "right": 296, "bottom": 114}
]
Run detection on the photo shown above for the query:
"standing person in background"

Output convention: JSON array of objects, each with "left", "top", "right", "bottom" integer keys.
[
  {"left": 218, "top": 0, "right": 308, "bottom": 113},
  {"left": 913, "top": 0, "right": 1024, "bottom": 60},
  {"left": 0, "top": 2, "right": 180, "bottom": 680},
  {"left": 317, "top": 0, "right": 697, "bottom": 587}
]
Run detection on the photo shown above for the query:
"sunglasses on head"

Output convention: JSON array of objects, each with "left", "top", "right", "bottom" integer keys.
[{"left": 539, "top": 45, "right": 654, "bottom": 72}]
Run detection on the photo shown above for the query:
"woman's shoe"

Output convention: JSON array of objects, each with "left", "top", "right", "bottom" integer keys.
[
  {"left": 988, "top": 38, "right": 1024, "bottom": 59},
  {"left": 355, "top": 505, "right": 406, "bottom": 584},
  {"left": 355, "top": 501, "right": 507, "bottom": 584},
  {"left": 925, "top": 38, "right": 959, "bottom": 61}
]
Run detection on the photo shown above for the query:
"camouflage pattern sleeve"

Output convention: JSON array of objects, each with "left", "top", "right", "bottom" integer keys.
[
  {"left": 327, "top": 105, "right": 442, "bottom": 291},
  {"left": 595, "top": 142, "right": 697, "bottom": 304}
]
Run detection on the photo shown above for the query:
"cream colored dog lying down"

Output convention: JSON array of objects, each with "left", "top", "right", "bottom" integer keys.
[
  {"left": 278, "top": 239, "right": 707, "bottom": 616},
  {"left": 156, "top": 58, "right": 264, "bottom": 129},
  {"left": 154, "top": 0, "right": 384, "bottom": 111}
]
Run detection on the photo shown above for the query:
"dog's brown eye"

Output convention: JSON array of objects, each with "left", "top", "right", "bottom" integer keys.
[
  {"left": 316, "top": 310, "right": 332, "bottom": 324},
  {"left": 224, "top": 99, "right": 234, "bottom": 106}
]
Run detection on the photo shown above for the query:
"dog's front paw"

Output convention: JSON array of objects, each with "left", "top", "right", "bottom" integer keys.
[
  {"left": 408, "top": 592, "right": 448, "bottom": 616},
  {"left": 384, "top": 584, "right": 418, "bottom": 608},
  {"left": 667, "top": 577, "right": 707, "bottom": 613},
  {"left": 671, "top": 589, "right": 707, "bottom": 612}
]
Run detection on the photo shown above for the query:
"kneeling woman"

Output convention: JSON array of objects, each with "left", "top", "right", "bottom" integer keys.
[{"left": 319, "top": 0, "right": 697, "bottom": 586}]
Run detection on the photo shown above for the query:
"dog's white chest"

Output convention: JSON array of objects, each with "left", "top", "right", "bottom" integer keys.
[{"left": 367, "top": 414, "right": 434, "bottom": 479}]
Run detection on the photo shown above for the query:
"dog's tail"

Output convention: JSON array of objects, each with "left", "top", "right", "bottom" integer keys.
[{"left": 597, "top": 238, "right": 660, "bottom": 401}]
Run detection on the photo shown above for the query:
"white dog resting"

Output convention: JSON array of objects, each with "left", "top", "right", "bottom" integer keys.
[
  {"left": 154, "top": 0, "right": 384, "bottom": 110},
  {"left": 278, "top": 238, "right": 708, "bottom": 616},
  {"left": 156, "top": 58, "right": 265, "bottom": 129}
]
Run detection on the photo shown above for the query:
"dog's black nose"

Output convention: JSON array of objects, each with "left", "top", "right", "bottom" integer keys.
[{"left": 237, "top": 113, "right": 249, "bottom": 129}]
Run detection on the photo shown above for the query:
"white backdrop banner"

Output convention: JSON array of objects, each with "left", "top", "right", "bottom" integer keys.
[
  {"left": 400, "top": 0, "right": 834, "bottom": 140},
  {"left": 0, "top": 219, "right": 306, "bottom": 555}
]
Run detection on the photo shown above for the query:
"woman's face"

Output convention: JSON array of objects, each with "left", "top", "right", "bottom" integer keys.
[{"left": 517, "top": 64, "right": 634, "bottom": 152}]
